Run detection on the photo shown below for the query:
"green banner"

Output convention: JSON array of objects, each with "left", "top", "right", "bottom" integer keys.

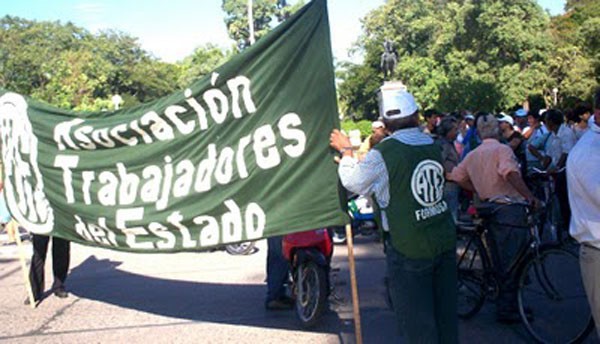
[{"left": 0, "top": 0, "right": 346, "bottom": 252}]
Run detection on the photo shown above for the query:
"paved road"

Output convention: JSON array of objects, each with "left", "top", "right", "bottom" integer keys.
[{"left": 0, "top": 234, "right": 598, "bottom": 343}]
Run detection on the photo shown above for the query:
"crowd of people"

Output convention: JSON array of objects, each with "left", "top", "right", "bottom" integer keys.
[
  {"left": 331, "top": 88, "right": 600, "bottom": 342},
  {"left": 3, "top": 83, "right": 597, "bottom": 341}
]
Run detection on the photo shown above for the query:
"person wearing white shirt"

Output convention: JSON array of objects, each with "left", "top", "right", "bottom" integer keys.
[
  {"left": 543, "top": 109, "right": 578, "bottom": 229},
  {"left": 567, "top": 101, "right": 600, "bottom": 337},
  {"left": 330, "top": 90, "right": 457, "bottom": 343},
  {"left": 544, "top": 110, "right": 577, "bottom": 170}
]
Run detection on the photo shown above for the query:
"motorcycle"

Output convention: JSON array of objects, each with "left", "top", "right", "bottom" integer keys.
[
  {"left": 282, "top": 228, "right": 333, "bottom": 328},
  {"left": 332, "top": 194, "right": 378, "bottom": 244}
]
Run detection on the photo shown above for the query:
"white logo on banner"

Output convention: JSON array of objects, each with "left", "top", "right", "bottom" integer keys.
[
  {"left": 0, "top": 93, "right": 54, "bottom": 234},
  {"left": 411, "top": 159, "right": 445, "bottom": 207}
]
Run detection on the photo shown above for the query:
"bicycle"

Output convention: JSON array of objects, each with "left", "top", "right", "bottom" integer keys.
[
  {"left": 527, "top": 167, "right": 570, "bottom": 245},
  {"left": 456, "top": 201, "right": 595, "bottom": 343}
]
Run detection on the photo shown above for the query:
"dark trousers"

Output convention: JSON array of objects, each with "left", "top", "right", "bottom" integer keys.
[
  {"left": 386, "top": 246, "right": 458, "bottom": 344},
  {"left": 486, "top": 204, "right": 529, "bottom": 315},
  {"left": 555, "top": 171, "right": 571, "bottom": 230},
  {"left": 266, "top": 236, "right": 289, "bottom": 302},
  {"left": 29, "top": 234, "right": 70, "bottom": 300}
]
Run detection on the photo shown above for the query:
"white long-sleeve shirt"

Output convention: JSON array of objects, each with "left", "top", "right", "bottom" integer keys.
[{"left": 567, "top": 116, "right": 600, "bottom": 249}]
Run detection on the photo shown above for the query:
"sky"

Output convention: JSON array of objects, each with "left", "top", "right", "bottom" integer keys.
[{"left": 1, "top": 0, "right": 566, "bottom": 64}]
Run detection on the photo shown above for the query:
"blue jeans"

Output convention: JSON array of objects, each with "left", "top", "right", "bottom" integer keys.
[
  {"left": 386, "top": 245, "right": 458, "bottom": 344},
  {"left": 266, "top": 236, "right": 290, "bottom": 302}
]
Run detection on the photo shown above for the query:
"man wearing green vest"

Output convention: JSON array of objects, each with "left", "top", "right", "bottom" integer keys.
[{"left": 330, "top": 90, "right": 457, "bottom": 343}]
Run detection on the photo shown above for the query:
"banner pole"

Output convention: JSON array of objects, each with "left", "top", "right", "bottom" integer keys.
[
  {"left": 247, "top": 0, "right": 255, "bottom": 45},
  {"left": 12, "top": 221, "right": 36, "bottom": 308},
  {"left": 345, "top": 223, "right": 362, "bottom": 344}
]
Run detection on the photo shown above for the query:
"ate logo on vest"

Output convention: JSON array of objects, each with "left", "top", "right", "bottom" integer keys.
[{"left": 411, "top": 160, "right": 445, "bottom": 207}]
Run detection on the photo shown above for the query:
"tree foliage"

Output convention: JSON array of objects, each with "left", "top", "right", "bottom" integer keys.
[
  {"left": 3, "top": 1, "right": 597, "bottom": 118},
  {"left": 341, "top": 119, "right": 372, "bottom": 139},
  {"left": 178, "top": 44, "right": 233, "bottom": 87},
  {"left": 338, "top": 0, "right": 600, "bottom": 120},
  {"left": 0, "top": 16, "right": 182, "bottom": 111},
  {"left": 222, "top": 0, "right": 304, "bottom": 51},
  {"left": 549, "top": 0, "right": 600, "bottom": 103}
]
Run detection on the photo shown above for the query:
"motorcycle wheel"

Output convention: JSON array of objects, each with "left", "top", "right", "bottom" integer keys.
[
  {"left": 295, "top": 261, "right": 328, "bottom": 328},
  {"left": 224, "top": 241, "right": 256, "bottom": 255}
]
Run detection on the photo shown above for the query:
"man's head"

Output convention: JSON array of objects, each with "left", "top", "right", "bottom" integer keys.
[
  {"left": 476, "top": 112, "right": 499, "bottom": 140},
  {"left": 437, "top": 116, "right": 458, "bottom": 141},
  {"left": 513, "top": 108, "right": 528, "bottom": 127},
  {"left": 544, "top": 109, "right": 564, "bottom": 133},
  {"left": 423, "top": 108, "right": 442, "bottom": 129},
  {"left": 381, "top": 90, "right": 420, "bottom": 131},
  {"left": 464, "top": 114, "right": 475, "bottom": 128},
  {"left": 527, "top": 110, "right": 542, "bottom": 127},
  {"left": 371, "top": 120, "right": 386, "bottom": 136},
  {"left": 496, "top": 113, "right": 514, "bottom": 133},
  {"left": 370, "top": 119, "right": 387, "bottom": 144},
  {"left": 572, "top": 104, "right": 592, "bottom": 124}
]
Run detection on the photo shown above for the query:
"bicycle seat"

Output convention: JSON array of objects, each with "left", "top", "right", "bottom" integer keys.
[
  {"left": 456, "top": 219, "right": 477, "bottom": 231},
  {"left": 474, "top": 202, "right": 497, "bottom": 219}
]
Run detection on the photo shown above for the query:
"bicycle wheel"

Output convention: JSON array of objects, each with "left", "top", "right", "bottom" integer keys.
[
  {"left": 456, "top": 231, "right": 486, "bottom": 319},
  {"left": 518, "top": 246, "right": 594, "bottom": 343}
]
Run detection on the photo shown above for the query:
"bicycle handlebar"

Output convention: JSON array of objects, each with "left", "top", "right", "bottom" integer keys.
[{"left": 530, "top": 166, "right": 566, "bottom": 176}]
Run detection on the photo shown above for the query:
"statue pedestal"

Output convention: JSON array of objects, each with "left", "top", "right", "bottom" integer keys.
[{"left": 381, "top": 80, "right": 407, "bottom": 91}]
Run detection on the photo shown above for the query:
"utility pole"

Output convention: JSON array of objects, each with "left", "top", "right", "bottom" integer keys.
[{"left": 248, "top": 0, "right": 255, "bottom": 45}]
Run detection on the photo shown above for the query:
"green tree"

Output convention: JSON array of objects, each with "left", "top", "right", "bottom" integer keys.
[
  {"left": 222, "top": 0, "right": 303, "bottom": 51},
  {"left": 91, "top": 29, "right": 180, "bottom": 105},
  {"left": 338, "top": 0, "right": 555, "bottom": 118},
  {"left": 549, "top": 0, "right": 599, "bottom": 103},
  {"left": 565, "top": 0, "right": 600, "bottom": 24},
  {"left": 337, "top": 61, "right": 383, "bottom": 120},
  {"left": 0, "top": 16, "right": 87, "bottom": 96},
  {"left": 30, "top": 49, "right": 110, "bottom": 110},
  {"left": 0, "top": 16, "right": 183, "bottom": 110},
  {"left": 178, "top": 44, "right": 233, "bottom": 87}
]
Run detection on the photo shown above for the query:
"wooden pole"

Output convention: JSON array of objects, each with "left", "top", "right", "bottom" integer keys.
[
  {"left": 345, "top": 223, "right": 362, "bottom": 344},
  {"left": 12, "top": 221, "right": 36, "bottom": 308}
]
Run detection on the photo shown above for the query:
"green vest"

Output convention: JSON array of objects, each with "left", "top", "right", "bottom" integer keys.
[{"left": 374, "top": 139, "right": 455, "bottom": 259}]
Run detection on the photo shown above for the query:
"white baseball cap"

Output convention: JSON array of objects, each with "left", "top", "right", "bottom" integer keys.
[
  {"left": 372, "top": 120, "right": 385, "bottom": 129},
  {"left": 497, "top": 113, "right": 514, "bottom": 126},
  {"left": 381, "top": 90, "right": 419, "bottom": 120}
]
